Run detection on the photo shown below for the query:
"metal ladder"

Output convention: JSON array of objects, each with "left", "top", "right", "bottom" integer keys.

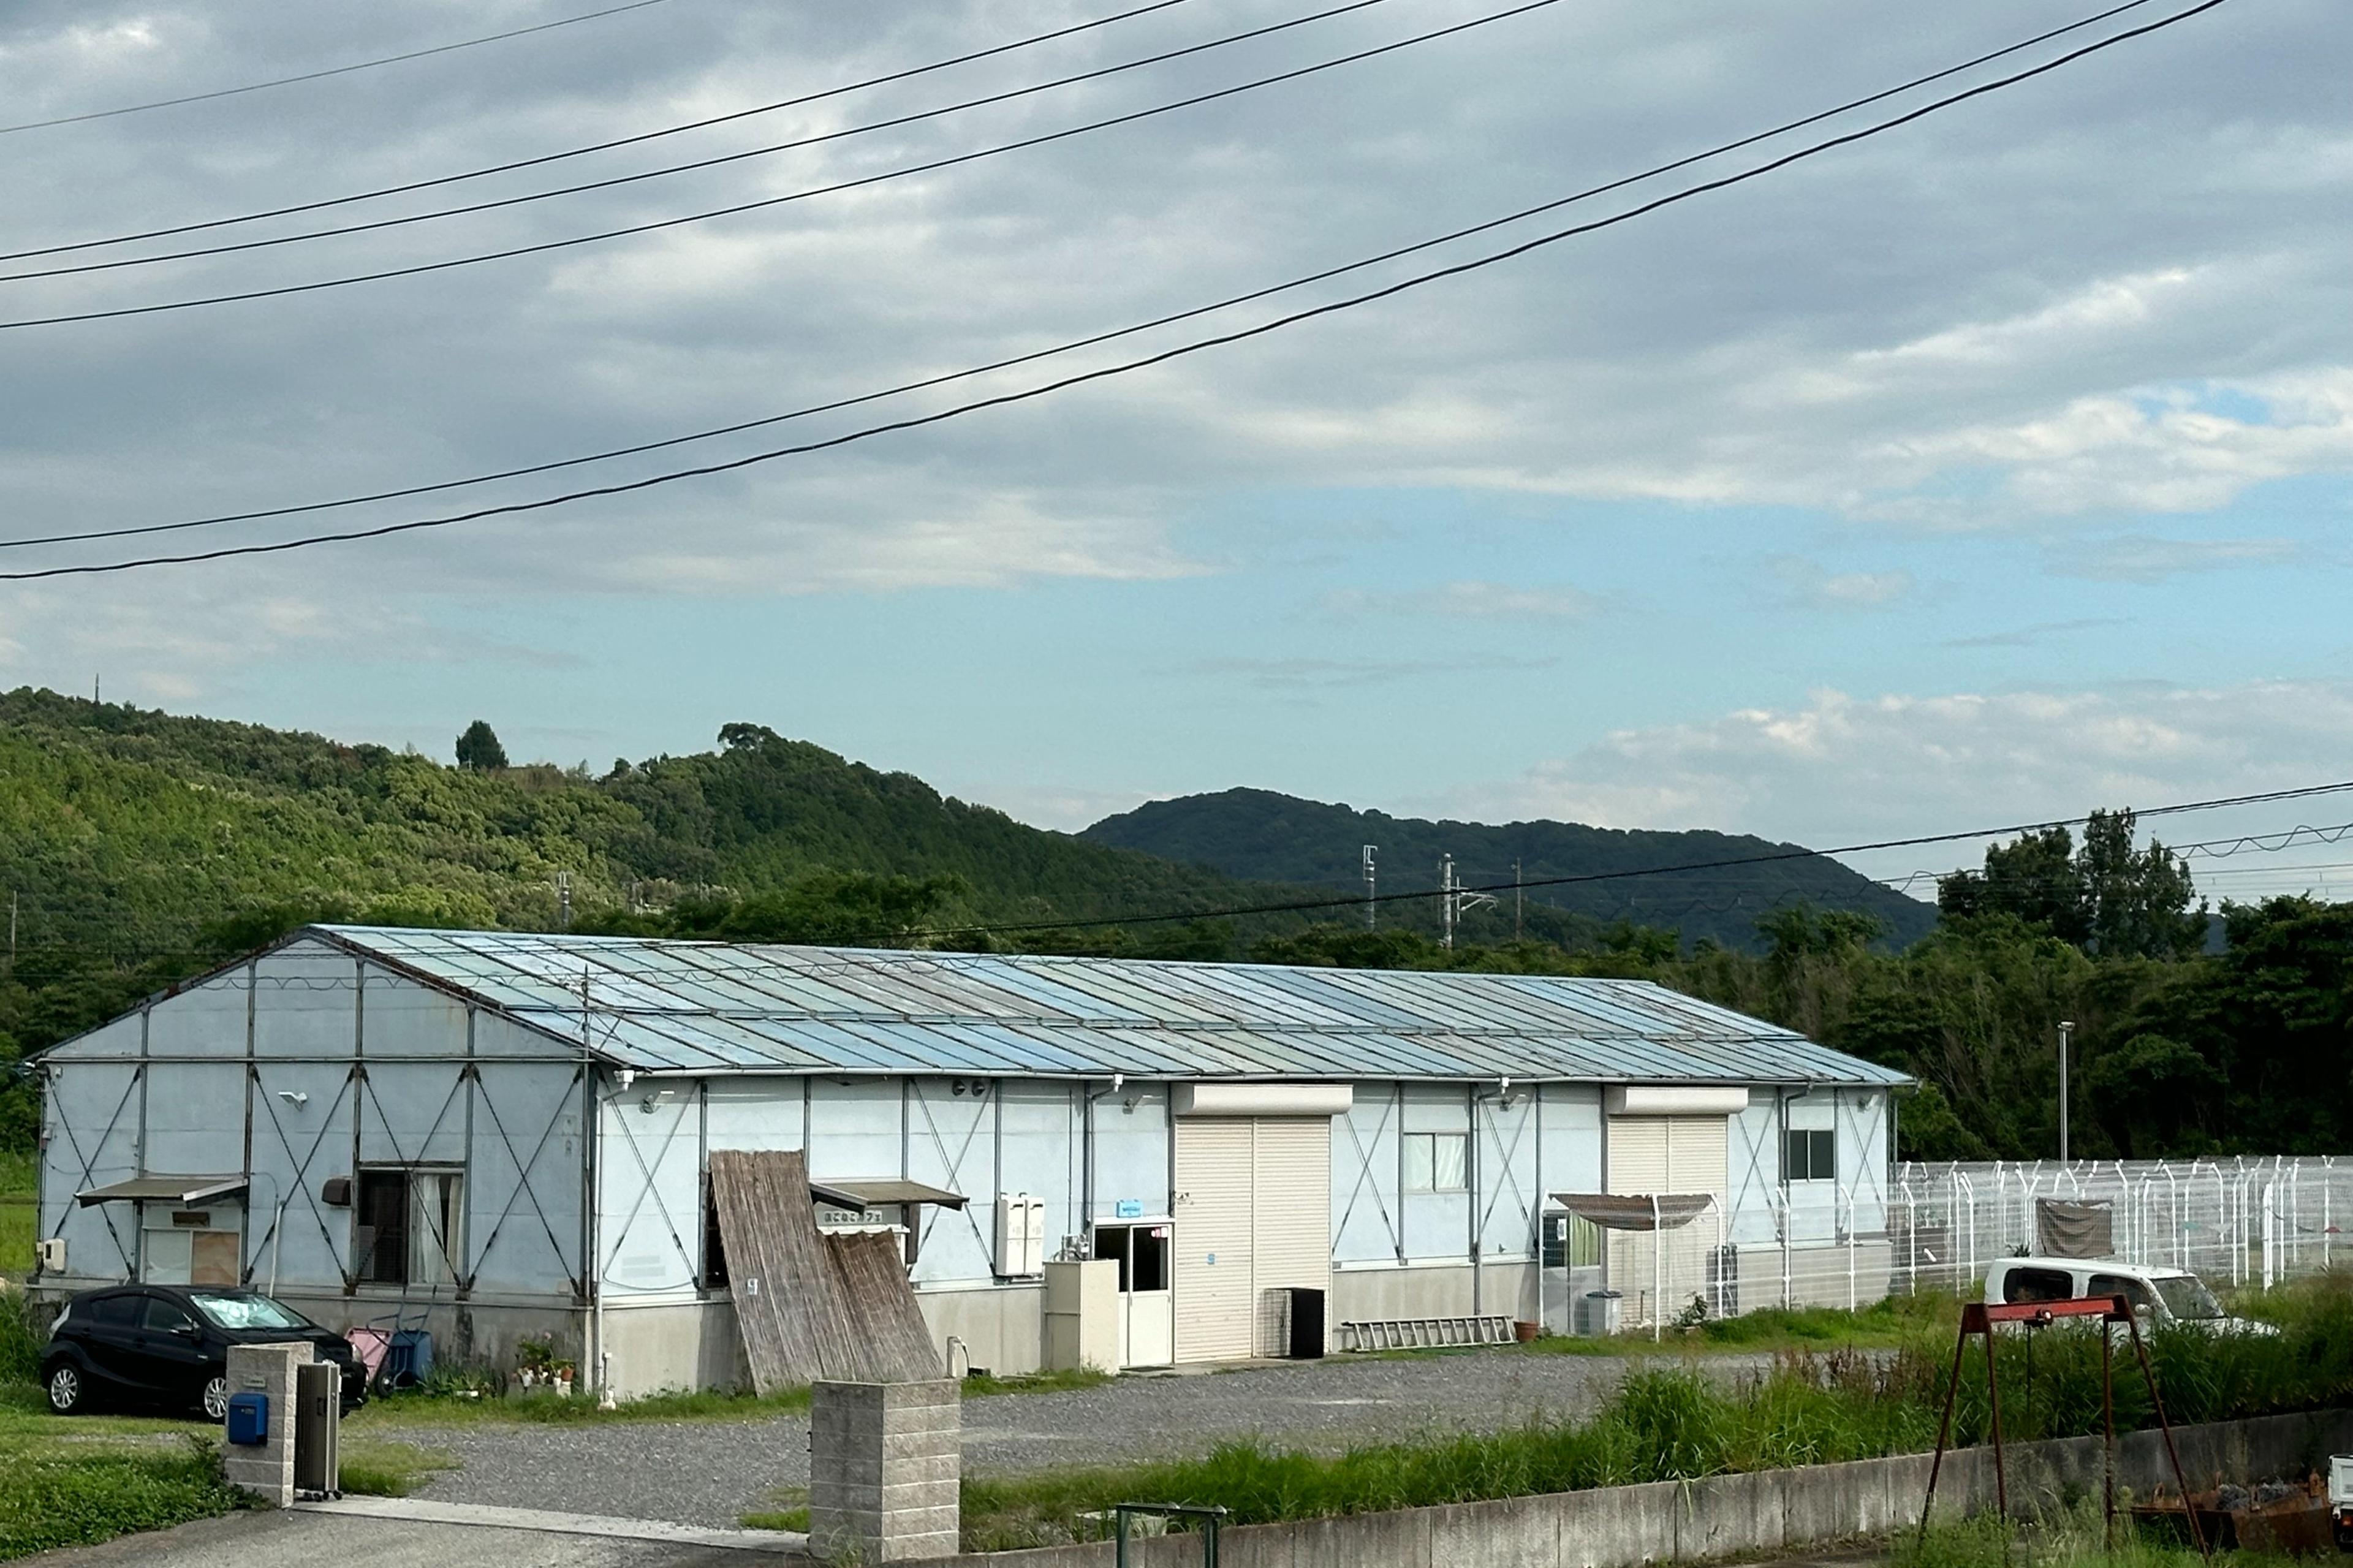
[{"left": 1335, "top": 1313, "right": 1514, "bottom": 1352}]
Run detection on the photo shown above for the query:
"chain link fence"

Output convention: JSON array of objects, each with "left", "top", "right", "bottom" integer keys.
[{"left": 1888, "top": 1157, "right": 2353, "bottom": 1298}]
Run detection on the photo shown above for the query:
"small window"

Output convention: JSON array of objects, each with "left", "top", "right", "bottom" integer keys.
[
  {"left": 355, "top": 1168, "right": 463, "bottom": 1287},
  {"left": 1131, "top": 1227, "right": 1169, "bottom": 1293},
  {"left": 1403, "top": 1132, "right": 1469, "bottom": 1192},
  {"left": 1093, "top": 1224, "right": 1172, "bottom": 1294},
  {"left": 2003, "top": 1266, "right": 2077, "bottom": 1304},
  {"left": 140, "top": 1296, "right": 197, "bottom": 1333},
  {"left": 1542, "top": 1212, "right": 1603, "bottom": 1269},
  {"left": 1784, "top": 1129, "right": 1836, "bottom": 1183}
]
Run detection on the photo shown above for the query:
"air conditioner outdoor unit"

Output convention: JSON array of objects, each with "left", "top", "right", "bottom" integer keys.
[{"left": 35, "top": 1238, "right": 66, "bottom": 1274}]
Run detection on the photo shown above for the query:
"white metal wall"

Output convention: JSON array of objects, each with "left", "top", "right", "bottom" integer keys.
[{"left": 36, "top": 939, "right": 588, "bottom": 1304}]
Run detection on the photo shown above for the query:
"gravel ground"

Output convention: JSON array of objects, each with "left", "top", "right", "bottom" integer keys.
[{"left": 365, "top": 1348, "right": 1773, "bottom": 1529}]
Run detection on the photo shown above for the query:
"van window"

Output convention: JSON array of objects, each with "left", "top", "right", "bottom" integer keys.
[
  {"left": 2003, "top": 1267, "right": 2077, "bottom": 1303},
  {"left": 2088, "top": 1274, "right": 2156, "bottom": 1314}
]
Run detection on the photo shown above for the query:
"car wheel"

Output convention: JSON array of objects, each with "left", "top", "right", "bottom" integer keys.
[
  {"left": 45, "top": 1361, "right": 84, "bottom": 1415},
  {"left": 200, "top": 1376, "right": 230, "bottom": 1423}
]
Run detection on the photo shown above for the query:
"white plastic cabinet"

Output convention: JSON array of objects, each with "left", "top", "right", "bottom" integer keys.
[{"left": 994, "top": 1192, "right": 1045, "bottom": 1276}]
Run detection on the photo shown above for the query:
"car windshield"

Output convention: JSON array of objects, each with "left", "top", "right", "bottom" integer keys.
[
  {"left": 188, "top": 1292, "right": 313, "bottom": 1331},
  {"left": 2152, "top": 1274, "right": 2225, "bottom": 1321}
]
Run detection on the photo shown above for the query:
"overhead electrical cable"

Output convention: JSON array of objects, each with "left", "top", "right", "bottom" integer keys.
[
  {"left": 0, "top": 0, "right": 686, "bottom": 136},
  {"left": 6, "top": 0, "right": 1393, "bottom": 276},
  {"left": 0, "top": 0, "right": 2229, "bottom": 580},
  {"left": 880, "top": 774, "right": 2353, "bottom": 941},
  {"left": 0, "top": 0, "right": 1566, "bottom": 330},
  {"left": 3, "top": 0, "right": 2231, "bottom": 580},
  {"left": 0, "top": 0, "right": 2189, "bottom": 556}
]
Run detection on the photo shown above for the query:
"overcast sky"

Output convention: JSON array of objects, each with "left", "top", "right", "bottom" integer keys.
[{"left": 2, "top": 0, "right": 2348, "bottom": 895}]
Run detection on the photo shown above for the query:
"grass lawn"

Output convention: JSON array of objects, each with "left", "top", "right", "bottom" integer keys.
[
  {"left": 0, "top": 1151, "right": 32, "bottom": 1281},
  {"left": 0, "top": 1390, "right": 246, "bottom": 1561}
]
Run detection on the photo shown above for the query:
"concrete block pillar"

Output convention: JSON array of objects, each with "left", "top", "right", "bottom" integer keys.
[
  {"left": 809, "top": 1379, "right": 961, "bottom": 1562},
  {"left": 221, "top": 1341, "right": 315, "bottom": 1507}
]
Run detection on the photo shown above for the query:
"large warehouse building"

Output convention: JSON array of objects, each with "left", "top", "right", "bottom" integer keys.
[{"left": 32, "top": 926, "right": 1906, "bottom": 1396}]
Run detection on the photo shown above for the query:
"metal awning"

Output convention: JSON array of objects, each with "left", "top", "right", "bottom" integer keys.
[
  {"left": 1552, "top": 1192, "right": 1716, "bottom": 1231},
  {"left": 809, "top": 1178, "right": 967, "bottom": 1213},
  {"left": 77, "top": 1175, "right": 248, "bottom": 1208}
]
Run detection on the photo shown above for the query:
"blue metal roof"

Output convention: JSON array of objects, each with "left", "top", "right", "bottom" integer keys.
[{"left": 312, "top": 925, "right": 1909, "bottom": 1088}]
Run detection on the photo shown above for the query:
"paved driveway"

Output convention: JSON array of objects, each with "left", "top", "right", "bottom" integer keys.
[
  {"left": 366, "top": 1347, "right": 1768, "bottom": 1528},
  {"left": 30, "top": 1506, "right": 794, "bottom": 1568}
]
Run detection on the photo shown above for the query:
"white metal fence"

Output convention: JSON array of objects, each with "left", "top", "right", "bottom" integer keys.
[{"left": 1889, "top": 1157, "right": 2353, "bottom": 1297}]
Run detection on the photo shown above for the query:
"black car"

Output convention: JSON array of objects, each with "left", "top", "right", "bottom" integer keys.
[{"left": 42, "top": 1285, "right": 366, "bottom": 1420}]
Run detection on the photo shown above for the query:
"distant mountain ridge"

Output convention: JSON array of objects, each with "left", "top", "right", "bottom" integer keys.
[{"left": 1080, "top": 787, "right": 1936, "bottom": 951}]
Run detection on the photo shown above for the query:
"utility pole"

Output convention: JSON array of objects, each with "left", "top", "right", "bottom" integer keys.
[
  {"left": 1362, "top": 846, "right": 1377, "bottom": 931},
  {"left": 557, "top": 872, "right": 573, "bottom": 930},
  {"left": 2057, "top": 1020, "right": 2075, "bottom": 1163},
  {"left": 1441, "top": 856, "right": 1456, "bottom": 950},
  {"left": 1514, "top": 860, "right": 1523, "bottom": 942}
]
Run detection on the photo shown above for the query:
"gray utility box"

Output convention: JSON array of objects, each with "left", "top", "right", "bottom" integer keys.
[{"left": 294, "top": 1361, "right": 341, "bottom": 1496}]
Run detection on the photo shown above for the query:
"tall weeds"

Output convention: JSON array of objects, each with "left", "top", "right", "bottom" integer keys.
[{"left": 961, "top": 1279, "right": 2353, "bottom": 1552}]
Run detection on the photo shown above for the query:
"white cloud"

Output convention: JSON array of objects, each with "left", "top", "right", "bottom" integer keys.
[
  {"left": 1326, "top": 579, "right": 1599, "bottom": 621},
  {"left": 2044, "top": 534, "right": 2303, "bottom": 583},
  {"left": 1876, "top": 369, "right": 2353, "bottom": 519},
  {"left": 1442, "top": 681, "right": 2353, "bottom": 847},
  {"left": 1770, "top": 557, "right": 1914, "bottom": 610}
]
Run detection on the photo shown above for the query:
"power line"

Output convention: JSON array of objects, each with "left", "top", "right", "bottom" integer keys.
[
  {"left": 0, "top": 0, "right": 2231, "bottom": 579},
  {"left": 3, "top": 0, "right": 1396, "bottom": 279},
  {"left": 0, "top": 0, "right": 1566, "bottom": 331},
  {"left": 1874, "top": 818, "right": 2353, "bottom": 894},
  {"left": 0, "top": 0, "right": 688, "bottom": 137},
  {"left": 0, "top": 0, "right": 2175, "bottom": 556},
  {"left": 887, "top": 772, "right": 2353, "bottom": 940}
]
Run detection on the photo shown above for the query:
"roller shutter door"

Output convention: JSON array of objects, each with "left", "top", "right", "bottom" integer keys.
[
  {"left": 1174, "top": 1119, "right": 1256, "bottom": 1362},
  {"left": 1250, "top": 1117, "right": 1332, "bottom": 1357},
  {"left": 1174, "top": 1116, "right": 1333, "bottom": 1362},
  {"left": 1605, "top": 1115, "right": 1729, "bottom": 1324}
]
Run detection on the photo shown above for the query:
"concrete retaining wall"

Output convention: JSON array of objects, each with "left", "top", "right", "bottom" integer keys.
[{"left": 954, "top": 1407, "right": 2353, "bottom": 1567}]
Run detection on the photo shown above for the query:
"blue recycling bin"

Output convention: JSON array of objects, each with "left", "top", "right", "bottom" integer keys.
[{"left": 225, "top": 1391, "right": 268, "bottom": 1445}]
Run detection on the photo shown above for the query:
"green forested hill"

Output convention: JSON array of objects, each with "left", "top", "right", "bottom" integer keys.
[
  {"left": 1081, "top": 787, "right": 1938, "bottom": 952},
  {"left": 0, "top": 692, "right": 1292, "bottom": 1064}
]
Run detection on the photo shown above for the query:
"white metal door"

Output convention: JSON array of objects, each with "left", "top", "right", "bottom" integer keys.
[{"left": 1174, "top": 1120, "right": 1255, "bottom": 1362}]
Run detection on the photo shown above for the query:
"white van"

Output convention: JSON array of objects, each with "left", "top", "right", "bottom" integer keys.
[{"left": 1982, "top": 1256, "right": 2273, "bottom": 1335}]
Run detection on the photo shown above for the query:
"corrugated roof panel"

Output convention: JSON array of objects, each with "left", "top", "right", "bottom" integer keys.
[{"left": 308, "top": 926, "right": 1908, "bottom": 1087}]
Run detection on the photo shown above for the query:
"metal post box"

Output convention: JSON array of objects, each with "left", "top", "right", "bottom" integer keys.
[{"left": 225, "top": 1391, "right": 268, "bottom": 1446}]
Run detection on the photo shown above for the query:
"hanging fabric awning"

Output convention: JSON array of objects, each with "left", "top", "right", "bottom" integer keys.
[{"left": 1551, "top": 1192, "right": 1716, "bottom": 1231}]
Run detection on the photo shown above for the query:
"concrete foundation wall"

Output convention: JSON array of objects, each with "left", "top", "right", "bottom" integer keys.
[
  {"left": 951, "top": 1407, "right": 2353, "bottom": 1567},
  {"left": 1330, "top": 1263, "right": 1537, "bottom": 1325},
  {"left": 919, "top": 1284, "right": 1045, "bottom": 1377},
  {"left": 600, "top": 1299, "right": 751, "bottom": 1399}
]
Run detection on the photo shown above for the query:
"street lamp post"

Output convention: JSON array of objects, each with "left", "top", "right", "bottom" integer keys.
[{"left": 2058, "top": 1020, "right": 2075, "bottom": 1164}]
